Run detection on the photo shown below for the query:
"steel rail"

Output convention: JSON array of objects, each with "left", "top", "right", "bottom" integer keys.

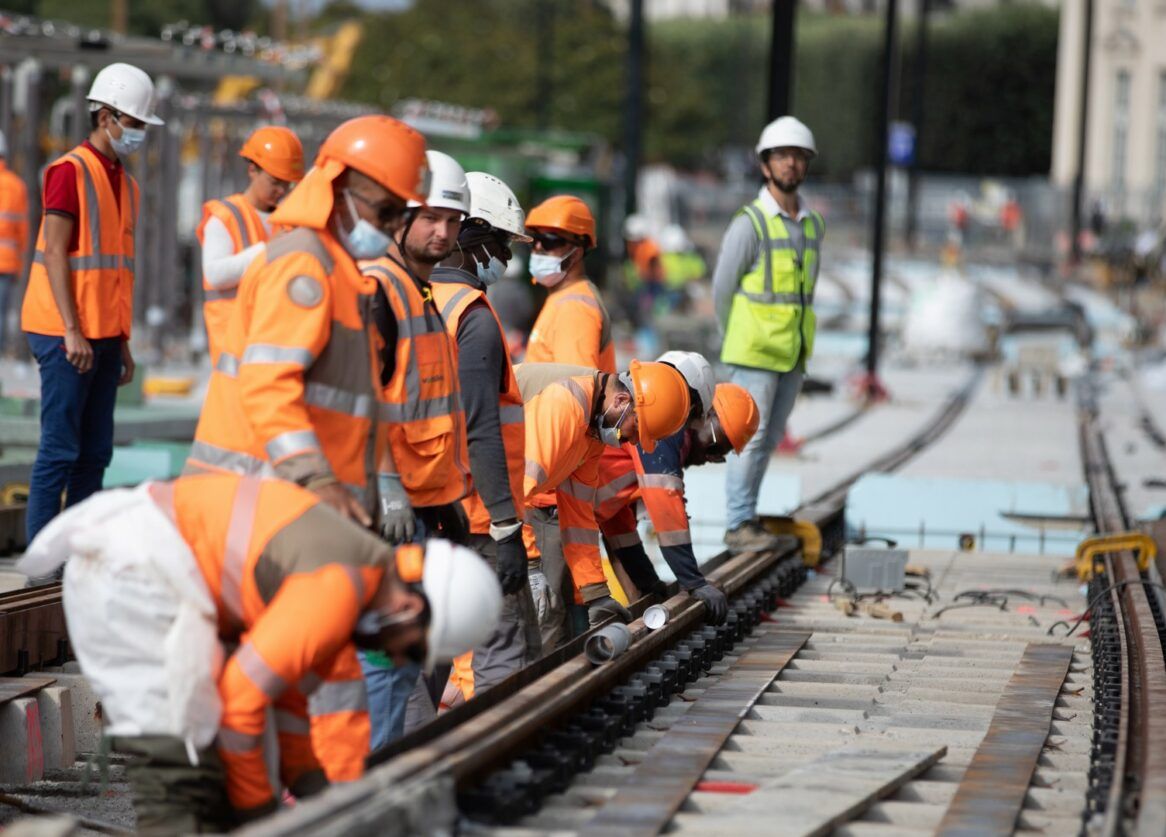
[
  {"left": 1080, "top": 385, "right": 1166, "bottom": 835},
  {"left": 244, "top": 366, "right": 982, "bottom": 836}
]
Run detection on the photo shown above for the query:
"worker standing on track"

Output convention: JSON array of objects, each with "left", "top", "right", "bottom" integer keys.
[
  {"left": 186, "top": 114, "right": 428, "bottom": 529},
  {"left": 429, "top": 172, "right": 541, "bottom": 709},
  {"left": 0, "top": 129, "right": 29, "bottom": 356},
  {"left": 597, "top": 373, "right": 761, "bottom": 624},
  {"left": 518, "top": 360, "right": 690, "bottom": 649},
  {"left": 18, "top": 472, "right": 502, "bottom": 831},
  {"left": 524, "top": 195, "right": 615, "bottom": 373},
  {"left": 197, "top": 125, "right": 304, "bottom": 365},
  {"left": 713, "top": 116, "right": 824, "bottom": 553},
  {"left": 358, "top": 149, "right": 472, "bottom": 747},
  {"left": 21, "top": 63, "right": 162, "bottom": 547}
]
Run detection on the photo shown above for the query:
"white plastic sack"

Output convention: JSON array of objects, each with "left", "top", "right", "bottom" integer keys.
[{"left": 17, "top": 484, "right": 223, "bottom": 753}]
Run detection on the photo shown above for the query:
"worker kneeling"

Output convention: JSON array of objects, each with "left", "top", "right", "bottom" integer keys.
[
  {"left": 596, "top": 356, "right": 761, "bottom": 624},
  {"left": 17, "top": 472, "right": 501, "bottom": 833},
  {"left": 517, "top": 360, "right": 690, "bottom": 649}
]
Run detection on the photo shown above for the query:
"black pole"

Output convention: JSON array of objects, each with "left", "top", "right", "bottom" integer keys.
[
  {"left": 1070, "top": 0, "right": 1093, "bottom": 264},
  {"left": 905, "top": 0, "right": 928, "bottom": 251},
  {"left": 623, "top": 0, "right": 644, "bottom": 219},
  {"left": 535, "top": 1, "right": 554, "bottom": 131},
  {"left": 767, "top": 0, "right": 797, "bottom": 120},
  {"left": 867, "top": 0, "right": 898, "bottom": 390}
]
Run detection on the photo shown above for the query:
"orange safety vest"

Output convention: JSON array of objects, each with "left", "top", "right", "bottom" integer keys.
[
  {"left": 22, "top": 144, "right": 138, "bottom": 339},
  {"left": 595, "top": 443, "right": 692, "bottom": 550},
  {"left": 148, "top": 473, "right": 386, "bottom": 812},
  {"left": 187, "top": 227, "right": 386, "bottom": 511},
  {"left": 362, "top": 257, "right": 470, "bottom": 508},
  {"left": 0, "top": 162, "right": 29, "bottom": 275},
  {"left": 196, "top": 193, "right": 269, "bottom": 364},
  {"left": 430, "top": 278, "right": 524, "bottom": 534},
  {"left": 525, "top": 278, "right": 616, "bottom": 373}
]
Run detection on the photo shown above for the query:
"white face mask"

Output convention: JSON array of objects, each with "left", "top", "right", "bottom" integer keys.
[
  {"left": 338, "top": 190, "right": 393, "bottom": 260},
  {"left": 529, "top": 248, "right": 575, "bottom": 288},
  {"left": 107, "top": 120, "right": 146, "bottom": 157},
  {"left": 475, "top": 252, "right": 507, "bottom": 286},
  {"left": 596, "top": 400, "right": 631, "bottom": 448}
]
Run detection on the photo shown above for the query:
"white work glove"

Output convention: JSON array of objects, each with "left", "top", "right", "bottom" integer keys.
[
  {"left": 528, "top": 566, "right": 555, "bottom": 624},
  {"left": 377, "top": 472, "right": 415, "bottom": 544}
]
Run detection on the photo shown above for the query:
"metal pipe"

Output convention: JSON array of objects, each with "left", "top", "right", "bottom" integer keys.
[{"left": 584, "top": 624, "right": 632, "bottom": 664}]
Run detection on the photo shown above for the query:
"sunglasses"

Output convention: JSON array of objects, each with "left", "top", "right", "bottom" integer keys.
[
  {"left": 461, "top": 225, "right": 514, "bottom": 260},
  {"left": 349, "top": 189, "right": 408, "bottom": 228},
  {"left": 530, "top": 231, "right": 579, "bottom": 251}
]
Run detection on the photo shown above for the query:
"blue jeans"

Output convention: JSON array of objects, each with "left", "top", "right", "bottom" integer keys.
[
  {"left": 359, "top": 511, "right": 429, "bottom": 750},
  {"left": 0, "top": 274, "right": 15, "bottom": 353},
  {"left": 26, "top": 332, "right": 123, "bottom": 543},
  {"left": 725, "top": 364, "right": 804, "bottom": 530}
]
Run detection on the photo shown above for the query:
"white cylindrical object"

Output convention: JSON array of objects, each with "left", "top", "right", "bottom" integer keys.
[
  {"left": 584, "top": 623, "right": 632, "bottom": 665},
  {"left": 643, "top": 604, "right": 669, "bottom": 631}
]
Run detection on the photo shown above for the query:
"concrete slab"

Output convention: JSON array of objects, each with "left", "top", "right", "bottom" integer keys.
[
  {"left": 35, "top": 687, "right": 75, "bottom": 771},
  {"left": 0, "top": 696, "right": 44, "bottom": 784}
]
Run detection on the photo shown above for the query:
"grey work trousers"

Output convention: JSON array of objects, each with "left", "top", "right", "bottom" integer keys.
[{"left": 527, "top": 505, "right": 573, "bottom": 651}]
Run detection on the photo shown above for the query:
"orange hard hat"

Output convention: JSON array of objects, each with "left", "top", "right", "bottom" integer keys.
[
  {"left": 239, "top": 126, "right": 305, "bottom": 183},
  {"left": 626, "top": 360, "right": 690, "bottom": 454},
  {"left": 317, "top": 114, "right": 429, "bottom": 204},
  {"left": 526, "top": 195, "right": 597, "bottom": 249},
  {"left": 712, "top": 383, "right": 759, "bottom": 454}
]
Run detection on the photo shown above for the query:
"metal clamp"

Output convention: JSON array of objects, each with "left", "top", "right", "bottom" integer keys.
[{"left": 1074, "top": 532, "right": 1157, "bottom": 581}]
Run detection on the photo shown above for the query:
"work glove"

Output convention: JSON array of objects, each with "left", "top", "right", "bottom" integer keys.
[
  {"left": 377, "top": 472, "right": 415, "bottom": 544},
  {"left": 691, "top": 583, "right": 729, "bottom": 626},
  {"left": 491, "top": 521, "right": 528, "bottom": 596},
  {"left": 434, "top": 501, "right": 470, "bottom": 545},
  {"left": 613, "top": 543, "right": 666, "bottom": 599},
  {"left": 587, "top": 595, "right": 633, "bottom": 629},
  {"left": 529, "top": 566, "right": 555, "bottom": 624}
]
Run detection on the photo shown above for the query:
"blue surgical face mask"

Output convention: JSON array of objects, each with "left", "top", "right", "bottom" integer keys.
[
  {"left": 107, "top": 120, "right": 146, "bottom": 157},
  {"left": 529, "top": 249, "right": 575, "bottom": 287},
  {"left": 475, "top": 252, "right": 507, "bottom": 286},
  {"left": 596, "top": 401, "right": 631, "bottom": 448},
  {"left": 339, "top": 189, "right": 393, "bottom": 259}
]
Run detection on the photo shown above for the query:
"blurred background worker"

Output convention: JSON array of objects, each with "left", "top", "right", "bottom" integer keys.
[
  {"left": 712, "top": 116, "right": 824, "bottom": 553},
  {"left": 517, "top": 360, "right": 689, "bottom": 648},
  {"left": 658, "top": 224, "right": 705, "bottom": 314},
  {"left": 21, "top": 63, "right": 163, "bottom": 547},
  {"left": 524, "top": 195, "right": 615, "bottom": 373},
  {"left": 597, "top": 376, "right": 760, "bottom": 624},
  {"left": 186, "top": 114, "right": 428, "bottom": 530},
  {"left": 197, "top": 125, "right": 305, "bottom": 365},
  {"left": 17, "top": 472, "right": 501, "bottom": 832},
  {"left": 622, "top": 212, "right": 663, "bottom": 327},
  {"left": 430, "top": 172, "right": 541, "bottom": 709},
  {"left": 359, "top": 149, "right": 472, "bottom": 747},
  {"left": 0, "top": 129, "right": 29, "bottom": 355}
]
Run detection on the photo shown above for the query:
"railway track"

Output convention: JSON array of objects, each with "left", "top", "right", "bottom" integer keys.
[{"left": 243, "top": 368, "right": 984, "bottom": 837}]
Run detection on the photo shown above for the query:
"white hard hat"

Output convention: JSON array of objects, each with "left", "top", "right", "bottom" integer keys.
[
  {"left": 421, "top": 539, "right": 503, "bottom": 672},
  {"left": 657, "top": 350, "right": 715, "bottom": 418},
  {"left": 87, "top": 63, "right": 164, "bottom": 126},
  {"left": 465, "top": 171, "right": 532, "bottom": 242},
  {"left": 411, "top": 150, "right": 469, "bottom": 215},
  {"left": 756, "top": 116, "right": 815, "bottom": 158},
  {"left": 623, "top": 213, "right": 651, "bottom": 241},
  {"left": 0, "top": 129, "right": 7, "bottom": 158},
  {"left": 659, "top": 224, "right": 689, "bottom": 254}
]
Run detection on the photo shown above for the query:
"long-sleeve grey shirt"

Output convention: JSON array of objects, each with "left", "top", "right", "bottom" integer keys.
[
  {"left": 711, "top": 186, "right": 814, "bottom": 335},
  {"left": 430, "top": 267, "right": 518, "bottom": 524}
]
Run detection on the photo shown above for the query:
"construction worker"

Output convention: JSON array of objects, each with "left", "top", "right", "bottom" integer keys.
[
  {"left": 659, "top": 224, "right": 705, "bottom": 312},
  {"left": 197, "top": 125, "right": 305, "bottom": 365},
  {"left": 518, "top": 360, "right": 690, "bottom": 649},
  {"left": 524, "top": 195, "right": 615, "bottom": 373},
  {"left": 712, "top": 116, "right": 824, "bottom": 553},
  {"left": 186, "top": 114, "right": 428, "bottom": 529},
  {"left": 18, "top": 472, "right": 501, "bottom": 831},
  {"left": 0, "top": 129, "right": 28, "bottom": 354},
  {"left": 359, "top": 149, "right": 471, "bottom": 746},
  {"left": 597, "top": 372, "right": 761, "bottom": 625},
  {"left": 622, "top": 212, "right": 663, "bottom": 326},
  {"left": 430, "top": 172, "right": 540, "bottom": 709},
  {"left": 20, "top": 63, "right": 162, "bottom": 547}
]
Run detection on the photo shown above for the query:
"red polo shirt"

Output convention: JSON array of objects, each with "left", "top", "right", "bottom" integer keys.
[{"left": 42, "top": 140, "right": 122, "bottom": 252}]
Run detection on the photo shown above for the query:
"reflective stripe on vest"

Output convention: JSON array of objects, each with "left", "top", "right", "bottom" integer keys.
[{"left": 720, "top": 200, "right": 823, "bottom": 373}]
